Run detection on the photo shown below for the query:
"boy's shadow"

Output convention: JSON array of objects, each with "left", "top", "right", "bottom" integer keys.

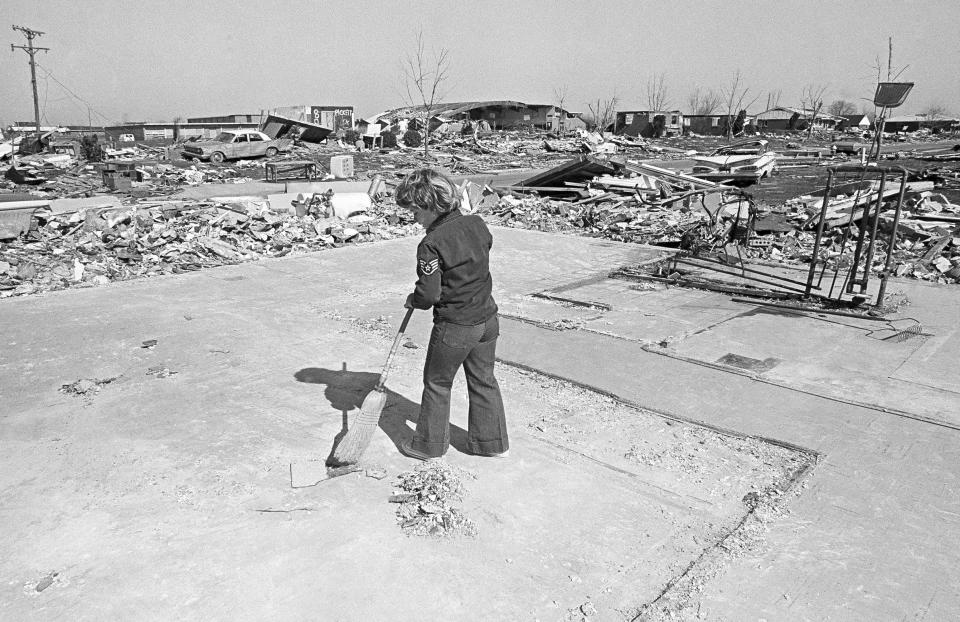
[{"left": 294, "top": 366, "right": 468, "bottom": 464}]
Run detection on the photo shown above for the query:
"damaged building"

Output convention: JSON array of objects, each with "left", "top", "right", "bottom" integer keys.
[
  {"left": 615, "top": 110, "right": 685, "bottom": 138},
  {"left": 755, "top": 106, "right": 843, "bottom": 132},
  {"left": 683, "top": 113, "right": 758, "bottom": 136},
  {"left": 260, "top": 105, "right": 355, "bottom": 143},
  {"left": 369, "top": 101, "right": 585, "bottom": 133},
  {"left": 103, "top": 120, "right": 261, "bottom": 142}
]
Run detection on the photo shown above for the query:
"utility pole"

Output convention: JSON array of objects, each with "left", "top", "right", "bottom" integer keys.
[{"left": 11, "top": 25, "right": 50, "bottom": 144}]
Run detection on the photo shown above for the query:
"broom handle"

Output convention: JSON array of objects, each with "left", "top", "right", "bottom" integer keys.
[{"left": 374, "top": 306, "right": 414, "bottom": 390}]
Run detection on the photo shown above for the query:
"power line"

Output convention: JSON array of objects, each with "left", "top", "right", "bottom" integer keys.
[{"left": 35, "top": 61, "right": 115, "bottom": 125}]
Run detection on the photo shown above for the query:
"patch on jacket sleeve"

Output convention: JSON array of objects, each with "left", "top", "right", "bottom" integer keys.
[{"left": 418, "top": 258, "right": 439, "bottom": 275}]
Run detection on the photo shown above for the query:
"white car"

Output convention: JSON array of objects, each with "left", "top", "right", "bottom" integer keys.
[
  {"left": 180, "top": 130, "right": 293, "bottom": 163},
  {"left": 692, "top": 139, "right": 777, "bottom": 184}
]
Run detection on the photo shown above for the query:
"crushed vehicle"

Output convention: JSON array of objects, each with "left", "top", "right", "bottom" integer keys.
[
  {"left": 181, "top": 130, "right": 293, "bottom": 163},
  {"left": 691, "top": 139, "right": 778, "bottom": 183}
]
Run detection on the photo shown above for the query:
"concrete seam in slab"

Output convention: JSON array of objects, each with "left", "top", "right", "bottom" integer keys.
[
  {"left": 526, "top": 433, "right": 716, "bottom": 511},
  {"left": 493, "top": 353, "right": 821, "bottom": 618},
  {"left": 540, "top": 270, "right": 619, "bottom": 295},
  {"left": 637, "top": 344, "right": 960, "bottom": 432},
  {"left": 538, "top": 253, "right": 671, "bottom": 296},
  {"left": 530, "top": 292, "right": 613, "bottom": 310},
  {"left": 630, "top": 457, "right": 818, "bottom": 621},
  {"left": 504, "top": 298, "right": 960, "bottom": 432},
  {"left": 495, "top": 356, "right": 821, "bottom": 459}
]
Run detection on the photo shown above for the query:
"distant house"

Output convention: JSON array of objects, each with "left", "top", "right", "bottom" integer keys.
[
  {"left": 370, "top": 101, "right": 585, "bottom": 132},
  {"left": 755, "top": 106, "right": 843, "bottom": 131},
  {"left": 881, "top": 114, "right": 959, "bottom": 133},
  {"left": 683, "top": 113, "right": 757, "bottom": 136},
  {"left": 615, "top": 110, "right": 683, "bottom": 137},
  {"left": 187, "top": 114, "right": 261, "bottom": 124},
  {"left": 839, "top": 114, "right": 871, "bottom": 131}
]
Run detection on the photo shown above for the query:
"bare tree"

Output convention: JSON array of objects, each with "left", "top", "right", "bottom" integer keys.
[
  {"left": 585, "top": 96, "right": 619, "bottom": 138},
  {"left": 827, "top": 99, "right": 857, "bottom": 116},
  {"left": 922, "top": 103, "right": 949, "bottom": 119},
  {"left": 687, "top": 87, "right": 723, "bottom": 115},
  {"left": 402, "top": 29, "right": 451, "bottom": 157},
  {"left": 800, "top": 84, "right": 828, "bottom": 138},
  {"left": 553, "top": 85, "right": 569, "bottom": 134},
  {"left": 765, "top": 90, "right": 782, "bottom": 110},
  {"left": 646, "top": 73, "right": 669, "bottom": 111},
  {"left": 721, "top": 70, "right": 758, "bottom": 140}
]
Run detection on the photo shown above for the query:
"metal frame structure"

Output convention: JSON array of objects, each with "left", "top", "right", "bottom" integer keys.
[
  {"left": 804, "top": 164, "right": 908, "bottom": 305},
  {"left": 622, "top": 164, "right": 908, "bottom": 309}
]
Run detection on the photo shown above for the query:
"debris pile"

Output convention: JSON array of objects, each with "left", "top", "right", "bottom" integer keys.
[
  {"left": 389, "top": 460, "right": 478, "bottom": 538},
  {"left": 0, "top": 199, "right": 420, "bottom": 298},
  {"left": 476, "top": 155, "right": 960, "bottom": 284}
]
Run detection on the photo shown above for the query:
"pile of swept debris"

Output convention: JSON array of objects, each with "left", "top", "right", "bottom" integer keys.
[{"left": 389, "top": 460, "right": 478, "bottom": 538}]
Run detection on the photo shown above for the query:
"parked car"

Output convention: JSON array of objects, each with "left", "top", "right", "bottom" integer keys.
[
  {"left": 181, "top": 130, "right": 293, "bottom": 163},
  {"left": 118, "top": 133, "right": 136, "bottom": 142},
  {"left": 691, "top": 139, "right": 777, "bottom": 183}
]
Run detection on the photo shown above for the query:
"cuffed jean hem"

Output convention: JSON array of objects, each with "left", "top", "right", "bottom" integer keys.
[
  {"left": 466, "top": 440, "right": 508, "bottom": 455},
  {"left": 409, "top": 438, "right": 447, "bottom": 458}
]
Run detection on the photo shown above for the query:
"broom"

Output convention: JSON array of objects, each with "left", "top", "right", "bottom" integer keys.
[{"left": 328, "top": 306, "right": 414, "bottom": 466}]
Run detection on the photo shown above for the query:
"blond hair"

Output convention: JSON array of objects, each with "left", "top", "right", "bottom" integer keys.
[{"left": 395, "top": 168, "right": 461, "bottom": 214}]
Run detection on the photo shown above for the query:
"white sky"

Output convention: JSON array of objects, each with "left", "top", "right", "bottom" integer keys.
[{"left": 2, "top": 0, "right": 958, "bottom": 126}]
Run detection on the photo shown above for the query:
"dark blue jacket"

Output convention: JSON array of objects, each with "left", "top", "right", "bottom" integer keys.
[{"left": 411, "top": 209, "right": 498, "bottom": 325}]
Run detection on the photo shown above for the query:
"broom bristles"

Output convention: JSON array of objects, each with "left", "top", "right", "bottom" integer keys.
[{"left": 329, "top": 389, "right": 387, "bottom": 465}]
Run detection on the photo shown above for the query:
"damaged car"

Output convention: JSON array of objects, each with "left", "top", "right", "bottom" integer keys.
[
  {"left": 691, "top": 139, "right": 778, "bottom": 184},
  {"left": 181, "top": 130, "right": 292, "bottom": 163}
]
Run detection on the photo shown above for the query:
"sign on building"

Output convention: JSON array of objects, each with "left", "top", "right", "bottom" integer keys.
[{"left": 311, "top": 106, "right": 354, "bottom": 132}]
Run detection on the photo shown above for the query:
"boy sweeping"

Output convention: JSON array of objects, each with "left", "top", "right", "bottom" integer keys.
[{"left": 395, "top": 169, "right": 509, "bottom": 460}]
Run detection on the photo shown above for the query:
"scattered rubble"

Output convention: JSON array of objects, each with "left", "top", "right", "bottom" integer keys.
[
  {"left": 0, "top": 194, "right": 420, "bottom": 298},
  {"left": 476, "top": 154, "right": 960, "bottom": 285},
  {"left": 3, "top": 130, "right": 960, "bottom": 298},
  {"left": 59, "top": 376, "right": 119, "bottom": 400},
  {"left": 145, "top": 366, "right": 177, "bottom": 378},
  {"left": 390, "top": 460, "right": 478, "bottom": 538}
]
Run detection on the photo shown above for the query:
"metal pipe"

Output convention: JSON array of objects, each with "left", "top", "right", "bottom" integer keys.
[
  {"left": 673, "top": 258, "right": 810, "bottom": 294},
  {"left": 826, "top": 169, "right": 871, "bottom": 296},
  {"left": 805, "top": 169, "right": 834, "bottom": 296},
  {"left": 876, "top": 167, "right": 910, "bottom": 304},
  {"left": 681, "top": 255, "right": 816, "bottom": 288},
  {"left": 730, "top": 298, "right": 887, "bottom": 321},
  {"left": 614, "top": 272, "right": 799, "bottom": 300},
  {"left": 860, "top": 172, "right": 902, "bottom": 293},
  {"left": 847, "top": 172, "right": 886, "bottom": 293}
]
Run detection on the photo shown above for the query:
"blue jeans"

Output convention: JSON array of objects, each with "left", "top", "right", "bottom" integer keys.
[{"left": 411, "top": 315, "right": 508, "bottom": 457}]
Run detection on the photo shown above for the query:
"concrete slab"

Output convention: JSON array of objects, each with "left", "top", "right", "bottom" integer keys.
[
  {"left": 506, "top": 264, "right": 958, "bottom": 425},
  {"left": 495, "top": 315, "right": 960, "bottom": 620},
  {"left": 669, "top": 307, "right": 958, "bottom": 423},
  {"left": 3, "top": 226, "right": 959, "bottom": 620},
  {"left": 0, "top": 235, "right": 801, "bottom": 621}
]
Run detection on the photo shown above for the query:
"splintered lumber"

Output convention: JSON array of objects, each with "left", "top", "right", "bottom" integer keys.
[
  {"left": 624, "top": 161, "right": 719, "bottom": 190},
  {"left": 518, "top": 156, "right": 617, "bottom": 192}
]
